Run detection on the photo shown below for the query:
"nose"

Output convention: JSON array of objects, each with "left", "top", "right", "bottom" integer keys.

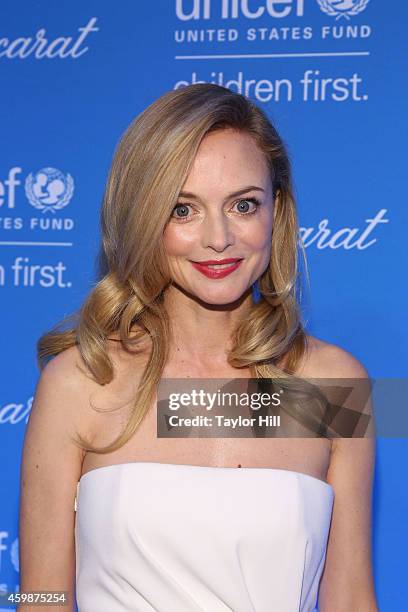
[{"left": 201, "top": 209, "right": 235, "bottom": 252}]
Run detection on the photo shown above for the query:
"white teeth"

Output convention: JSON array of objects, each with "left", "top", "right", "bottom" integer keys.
[{"left": 205, "top": 262, "right": 238, "bottom": 269}]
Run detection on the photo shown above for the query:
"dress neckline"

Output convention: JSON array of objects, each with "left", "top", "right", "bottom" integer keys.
[{"left": 78, "top": 461, "right": 334, "bottom": 493}]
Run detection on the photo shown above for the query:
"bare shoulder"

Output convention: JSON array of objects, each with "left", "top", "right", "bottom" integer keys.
[
  {"left": 37, "top": 343, "right": 105, "bottom": 412},
  {"left": 29, "top": 345, "right": 104, "bottom": 459},
  {"left": 39, "top": 343, "right": 96, "bottom": 392},
  {"left": 31, "top": 340, "right": 139, "bottom": 450},
  {"left": 298, "top": 333, "right": 370, "bottom": 379},
  {"left": 37, "top": 337, "right": 149, "bottom": 438},
  {"left": 299, "top": 334, "right": 374, "bottom": 445}
]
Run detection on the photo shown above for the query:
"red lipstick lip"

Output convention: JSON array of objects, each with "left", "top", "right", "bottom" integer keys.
[{"left": 190, "top": 258, "right": 244, "bottom": 279}]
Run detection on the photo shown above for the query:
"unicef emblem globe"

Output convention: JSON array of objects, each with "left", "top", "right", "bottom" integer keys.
[
  {"left": 317, "top": 0, "right": 370, "bottom": 19},
  {"left": 25, "top": 166, "right": 74, "bottom": 212}
]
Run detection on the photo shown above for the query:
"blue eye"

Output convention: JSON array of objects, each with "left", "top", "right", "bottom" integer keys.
[
  {"left": 233, "top": 197, "right": 261, "bottom": 214},
  {"left": 171, "top": 204, "right": 192, "bottom": 220}
]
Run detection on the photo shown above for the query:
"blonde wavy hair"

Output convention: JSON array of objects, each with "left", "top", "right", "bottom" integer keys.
[{"left": 37, "top": 83, "right": 311, "bottom": 453}]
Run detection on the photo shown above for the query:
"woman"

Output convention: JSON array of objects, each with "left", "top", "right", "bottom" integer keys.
[{"left": 19, "top": 83, "right": 378, "bottom": 611}]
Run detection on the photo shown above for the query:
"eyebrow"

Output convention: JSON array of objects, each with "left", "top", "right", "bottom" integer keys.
[{"left": 178, "top": 185, "right": 265, "bottom": 201}]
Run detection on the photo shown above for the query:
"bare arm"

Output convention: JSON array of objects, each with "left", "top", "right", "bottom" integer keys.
[
  {"left": 18, "top": 347, "right": 93, "bottom": 611},
  {"left": 316, "top": 344, "right": 378, "bottom": 611}
]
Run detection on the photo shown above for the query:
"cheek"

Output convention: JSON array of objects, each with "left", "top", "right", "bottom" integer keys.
[
  {"left": 163, "top": 224, "right": 198, "bottom": 256},
  {"left": 238, "top": 218, "right": 273, "bottom": 251}
]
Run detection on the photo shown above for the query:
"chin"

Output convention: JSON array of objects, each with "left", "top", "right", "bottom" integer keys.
[
  {"left": 172, "top": 280, "right": 249, "bottom": 305},
  {"left": 195, "top": 289, "right": 247, "bottom": 306}
]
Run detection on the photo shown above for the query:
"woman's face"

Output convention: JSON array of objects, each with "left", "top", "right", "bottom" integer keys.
[{"left": 163, "top": 128, "right": 275, "bottom": 305}]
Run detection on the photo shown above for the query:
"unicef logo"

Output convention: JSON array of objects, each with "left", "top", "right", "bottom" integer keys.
[
  {"left": 316, "top": 0, "right": 370, "bottom": 20},
  {"left": 25, "top": 167, "right": 74, "bottom": 213}
]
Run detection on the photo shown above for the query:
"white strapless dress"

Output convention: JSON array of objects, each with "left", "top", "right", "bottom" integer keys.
[{"left": 74, "top": 462, "right": 334, "bottom": 612}]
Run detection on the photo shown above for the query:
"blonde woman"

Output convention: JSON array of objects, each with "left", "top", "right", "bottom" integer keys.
[{"left": 19, "top": 84, "right": 378, "bottom": 611}]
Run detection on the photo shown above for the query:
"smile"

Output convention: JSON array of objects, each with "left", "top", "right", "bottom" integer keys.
[{"left": 190, "top": 258, "right": 243, "bottom": 279}]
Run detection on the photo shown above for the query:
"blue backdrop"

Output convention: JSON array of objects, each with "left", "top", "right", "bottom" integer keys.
[{"left": 0, "top": 1, "right": 407, "bottom": 610}]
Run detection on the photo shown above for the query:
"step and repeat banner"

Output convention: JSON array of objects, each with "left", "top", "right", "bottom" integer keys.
[{"left": 0, "top": 1, "right": 407, "bottom": 610}]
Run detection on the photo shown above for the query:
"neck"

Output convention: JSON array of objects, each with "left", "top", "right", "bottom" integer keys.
[{"left": 162, "top": 283, "right": 253, "bottom": 363}]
